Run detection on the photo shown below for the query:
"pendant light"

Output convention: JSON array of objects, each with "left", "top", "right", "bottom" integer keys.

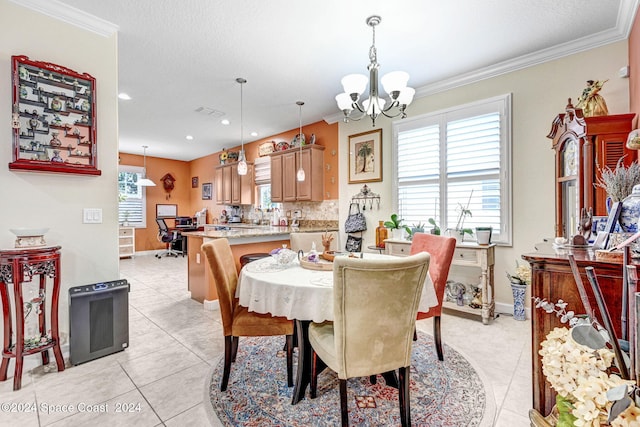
[
  {"left": 236, "top": 78, "right": 248, "bottom": 176},
  {"left": 296, "top": 101, "right": 305, "bottom": 182},
  {"left": 139, "top": 145, "right": 156, "bottom": 186}
]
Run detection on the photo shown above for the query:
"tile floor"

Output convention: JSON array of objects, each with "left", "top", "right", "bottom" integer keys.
[{"left": 0, "top": 254, "right": 532, "bottom": 426}]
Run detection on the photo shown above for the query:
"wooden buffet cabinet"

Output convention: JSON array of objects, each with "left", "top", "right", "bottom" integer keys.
[
  {"left": 270, "top": 145, "right": 324, "bottom": 202},
  {"left": 523, "top": 249, "right": 635, "bottom": 417},
  {"left": 547, "top": 102, "right": 635, "bottom": 237},
  {"left": 215, "top": 162, "right": 254, "bottom": 205}
]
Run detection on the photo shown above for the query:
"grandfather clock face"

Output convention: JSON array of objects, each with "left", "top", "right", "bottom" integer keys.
[{"left": 563, "top": 139, "right": 578, "bottom": 177}]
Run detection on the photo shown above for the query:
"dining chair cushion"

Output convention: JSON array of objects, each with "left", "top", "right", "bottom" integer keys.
[
  {"left": 309, "top": 253, "right": 430, "bottom": 379},
  {"left": 231, "top": 303, "right": 292, "bottom": 336}
]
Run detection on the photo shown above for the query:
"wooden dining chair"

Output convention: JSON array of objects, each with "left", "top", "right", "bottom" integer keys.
[
  {"left": 201, "top": 238, "right": 294, "bottom": 391},
  {"left": 308, "top": 253, "right": 430, "bottom": 427},
  {"left": 410, "top": 233, "right": 457, "bottom": 361}
]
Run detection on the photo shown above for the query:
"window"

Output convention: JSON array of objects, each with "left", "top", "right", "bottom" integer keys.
[
  {"left": 118, "top": 166, "right": 147, "bottom": 228},
  {"left": 393, "top": 94, "right": 512, "bottom": 244}
]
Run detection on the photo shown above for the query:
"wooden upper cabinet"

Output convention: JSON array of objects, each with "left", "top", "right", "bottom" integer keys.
[
  {"left": 215, "top": 163, "right": 254, "bottom": 205},
  {"left": 547, "top": 101, "right": 635, "bottom": 237},
  {"left": 270, "top": 145, "right": 325, "bottom": 202},
  {"left": 282, "top": 152, "right": 297, "bottom": 201},
  {"left": 270, "top": 155, "right": 283, "bottom": 202},
  {"left": 214, "top": 167, "right": 223, "bottom": 204}
]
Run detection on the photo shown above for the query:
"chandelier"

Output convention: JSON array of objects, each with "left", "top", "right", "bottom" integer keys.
[{"left": 335, "top": 15, "right": 415, "bottom": 127}]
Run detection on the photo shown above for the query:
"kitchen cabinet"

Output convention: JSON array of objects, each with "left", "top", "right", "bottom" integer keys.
[
  {"left": 214, "top": 162, "right": 254, "bottom": 205},
  {"left": 385, "top": 239, "right": 495, "bottom": 324},
  {"left": 547, "top": 101, "right": 635, "bottom": 237},
  {"left": 270, "top": 145, "right": 325, "bottom": 202}
]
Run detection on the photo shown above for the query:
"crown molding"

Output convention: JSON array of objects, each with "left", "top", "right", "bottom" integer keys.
[{"left": 10, "top": 0, "right": 118, "bottom": 37}]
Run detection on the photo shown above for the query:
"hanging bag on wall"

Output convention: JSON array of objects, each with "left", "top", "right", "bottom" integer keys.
[
  {"left": 344, "top": 203, "right": 367, "bottom": 233},
  {"left": 345, "top": 234, "right": 363, "bottom": 252}
]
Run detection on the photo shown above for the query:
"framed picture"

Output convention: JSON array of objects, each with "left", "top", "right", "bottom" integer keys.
[
  {"left": 202, "top": 183, "right": 212, "bottom": 200},
  {"left": 348, "top": 129, "right": 382, "bottom": 183},
  {"left": 191, "top": 176, "right": 198, "bottom": 188}
]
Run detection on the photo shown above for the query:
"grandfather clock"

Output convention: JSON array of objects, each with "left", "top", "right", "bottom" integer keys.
[{"left": 547, "top": 100, "right": 635, "bottom": 238}]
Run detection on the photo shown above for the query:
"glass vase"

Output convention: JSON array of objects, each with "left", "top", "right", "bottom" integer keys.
[{"left": 375, "top": 221, "right": 388, "bottom": 248}]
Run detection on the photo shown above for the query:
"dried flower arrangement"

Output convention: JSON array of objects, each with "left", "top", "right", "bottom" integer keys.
[{"left": 595, "top": 158, "right": 640, "bottom": 202}]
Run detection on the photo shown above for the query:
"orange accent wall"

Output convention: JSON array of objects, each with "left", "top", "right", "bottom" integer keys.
[
  {"left": 119, "top": 153, "right": 191, "bottom": 252},
  {"left": 630, "top": 9, "right": 640, "bottom": 119},
  {"left": 120, "top": 120, "right": 338, "bottom": 252}
]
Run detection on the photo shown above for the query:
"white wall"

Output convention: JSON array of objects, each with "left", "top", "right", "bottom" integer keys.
[
  {"left": 0, "top": 1, "right": 119, "bottom": 344},
  {"left": 338, "top": 40, "right": 630, "bottom": 310}
]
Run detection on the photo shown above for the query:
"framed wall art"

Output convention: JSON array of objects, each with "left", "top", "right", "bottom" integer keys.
[
  {"left": 156, "top": 204, "right": 177, "bottom": 218},
  {"left": 10, "top": 55, "right": 100, "bottom": 175},
  {"left": 191, "top": 176, "right": 198, "bottom": 188},
  {"left": 348, "top": 129, "right": 382, "bottom": 184},
  {"left": 202, "top": 183, "right": 212, "bottom": 200}
]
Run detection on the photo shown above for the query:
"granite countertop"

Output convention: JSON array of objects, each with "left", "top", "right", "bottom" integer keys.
[{"left": 182, "top": 224, "right": 338, "bottom": 240}]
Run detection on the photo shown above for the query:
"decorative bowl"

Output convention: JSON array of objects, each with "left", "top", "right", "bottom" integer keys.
[
  {"left": 10, "top": 228, "right": 49, "bottom": 237},
  {"left": 271, "top": 248, "right": 297, "bottom": 265}
]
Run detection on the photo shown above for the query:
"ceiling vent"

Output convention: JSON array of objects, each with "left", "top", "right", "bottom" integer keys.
[{"left": 194, "top": 107, "right": 225, "bottom": 118}]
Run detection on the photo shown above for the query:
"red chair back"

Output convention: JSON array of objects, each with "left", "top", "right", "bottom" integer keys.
[{"left": 410, "top": 233, "right": 456, "bottom": 319}]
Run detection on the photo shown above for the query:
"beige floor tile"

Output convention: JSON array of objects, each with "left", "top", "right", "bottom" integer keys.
[
  {"left": 139, "top": 361, "right": 210, "bottom": 421},
  {"left": 45, "top": 389, "right": 160, "bottom": 427},
  {"left": 119, "top": 343, "right": 203, "bottom": 387},
  {"left": 165, "top": 403, "right": 216, "bottom": 427},
  {"left": 495, "top": 407, "right": 530, "bottom": 426}
]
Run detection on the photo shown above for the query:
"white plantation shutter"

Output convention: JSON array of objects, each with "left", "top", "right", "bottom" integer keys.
[
  {"left": 393, "top": 94, "right": 512, "bottom": 244},
  {"left": 118, "top": 166, "right": 148, "bottom": 227}
]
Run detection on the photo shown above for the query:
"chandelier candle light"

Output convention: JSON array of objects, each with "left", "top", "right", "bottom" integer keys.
[
  {"left": 139, "top": 145, "right": 155, "bottom": 186},
  {"left": 335, "top": 15, "right": 415, "bottom": 127},
  {"left": 236, "top": 77, "right": 248, "bottom": 176},
  {"left": 296, "top": 101, "right": 305, "bottom": 182}
]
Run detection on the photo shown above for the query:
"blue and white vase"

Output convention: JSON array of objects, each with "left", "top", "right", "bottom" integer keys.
[
  {"left": 511, "top": 283, "right": 527, "bottom": 321},
  {"left": 619, "top": 184, "right": 640, "bottom": 233}
]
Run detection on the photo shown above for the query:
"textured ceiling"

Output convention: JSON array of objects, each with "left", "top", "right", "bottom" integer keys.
[{"left": 17, "top": 0, "right": 637, "bottom": 160}]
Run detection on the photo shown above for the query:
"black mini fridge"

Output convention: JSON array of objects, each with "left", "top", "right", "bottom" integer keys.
[{"left": 69, "top": 279, "right": 129, "bottom": 365}]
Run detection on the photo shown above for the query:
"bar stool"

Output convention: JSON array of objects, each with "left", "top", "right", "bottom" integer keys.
[{"left": 239, "top": 253, "right": 270, "bottom": 268}]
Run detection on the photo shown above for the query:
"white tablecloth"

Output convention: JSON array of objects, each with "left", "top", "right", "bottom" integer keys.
[{"left": 237, "top": 253, "right": 437, "bottom": 323}]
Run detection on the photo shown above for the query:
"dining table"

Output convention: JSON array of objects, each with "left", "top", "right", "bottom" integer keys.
[{"left": 236, "top": 252, "right": 437, "bottom": 404}]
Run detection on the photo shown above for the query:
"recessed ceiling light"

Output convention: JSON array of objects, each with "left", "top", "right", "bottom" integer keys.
[
  {"left": 186, "top": 135, "right": 194, "bottom": 140},
  {"left": 118, "top": 93, "right": 131, "bottom": 100},
  {"left": 250, "top": 131, "right": 258, "bottom": 137},
  {"left": 221, "top": 119, "right": 230, "bottom": 125}
]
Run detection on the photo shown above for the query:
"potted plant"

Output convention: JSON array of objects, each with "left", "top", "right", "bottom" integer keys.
[
  {"left": 384, "top": 214, "right": 411, "bottom": 240},
  {"left": 595, "top": 158, "right": 640, "bottom": 203},
  {"left": 405, "top": 221, "right": 426, "bottom": 241},
  {"left": 446, "top": 203, "right": 473, "bottom": 242},
  {"left": 428, "top": 218, "right": 441, "bottom": 235}
]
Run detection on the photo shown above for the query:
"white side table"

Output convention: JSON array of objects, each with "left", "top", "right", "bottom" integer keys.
[{"left": 384, "top": 239, "right": 496, "bottom": 324}]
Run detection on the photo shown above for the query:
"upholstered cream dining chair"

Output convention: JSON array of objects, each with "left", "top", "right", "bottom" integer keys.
[
  {"left": 308, "top": 252, "right": 430, "bottom": 427},
  {"left": 289, "top": 231, "right": 339, "bottom": 253},
  {"left": 410, "top": 233, "right": 457, "bottom": 361},
  {"left": 201, "top": 238, "right": 294, "bottom": 391}
]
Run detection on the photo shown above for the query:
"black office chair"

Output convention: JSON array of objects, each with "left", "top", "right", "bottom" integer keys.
[{"left": 155, "top": 218, "right": 183, "bottom": 258}]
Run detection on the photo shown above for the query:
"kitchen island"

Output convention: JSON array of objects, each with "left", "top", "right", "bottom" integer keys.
[{"left": 182, "top": 224, "right": 338, "bottom": 306}]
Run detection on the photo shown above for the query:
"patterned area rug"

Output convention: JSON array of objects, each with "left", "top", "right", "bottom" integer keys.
[{"left": 205, "top": 335, "right": 495, "bottom": 426}]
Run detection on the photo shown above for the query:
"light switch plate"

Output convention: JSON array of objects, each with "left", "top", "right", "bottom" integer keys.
[{"left": 83, "top": 208, "right": 102, "bottom": 224}]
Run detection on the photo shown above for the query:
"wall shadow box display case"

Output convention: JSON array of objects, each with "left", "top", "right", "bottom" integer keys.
[{"left": 9, "top": 55, "right": 100, "bottom": 176}]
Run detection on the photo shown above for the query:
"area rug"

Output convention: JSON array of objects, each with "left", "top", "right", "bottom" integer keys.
[{"left": 205, "top": 335, "right": 495, "bottom": 426}]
